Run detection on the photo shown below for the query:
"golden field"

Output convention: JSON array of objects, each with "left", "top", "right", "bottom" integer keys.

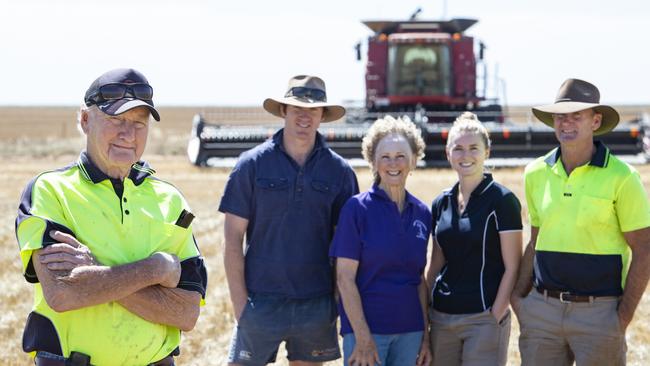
[{"left": 1, "top": 106, "right": 649, "bottom": 365}]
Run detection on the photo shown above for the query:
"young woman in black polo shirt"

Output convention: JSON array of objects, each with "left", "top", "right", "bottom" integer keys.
[{"left": 426, "top": 112, "right": 523, "bottom": 366}]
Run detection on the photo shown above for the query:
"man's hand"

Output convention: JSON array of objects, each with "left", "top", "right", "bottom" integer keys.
[
  {"left": 617, "top": 310, "right": 632, "bottom": 332},
  {"left": 152, "top": 252, "right": 181, "bottom": 288},
  {"left": 234, "top": 298, "right": 248, "bottom": 321},
  {"left": 39, "top": 231, "right": 98, "bottom": 272}
]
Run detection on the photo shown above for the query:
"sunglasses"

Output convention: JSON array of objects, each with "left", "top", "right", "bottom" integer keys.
[
  {"left": 86, "top": 83, "right": 154, "bottom": 106},
  {"left": 285, "top": 87, "right": 326, "bottom": 102}
]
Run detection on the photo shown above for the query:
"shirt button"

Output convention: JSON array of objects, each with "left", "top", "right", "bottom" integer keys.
[
  {"left": 123, "top": 197, "right": 127, "bottom": 203},
  {"left": 125, "top": 210, "right": 130, "bottom": 215},
  {"left": 297, "top": 187, "right": 303, "bottom": 192}
]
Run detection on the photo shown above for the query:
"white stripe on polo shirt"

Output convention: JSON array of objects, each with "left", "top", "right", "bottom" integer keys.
[{"left": 480, "top": 211, "right": 497, "bottom": 310}]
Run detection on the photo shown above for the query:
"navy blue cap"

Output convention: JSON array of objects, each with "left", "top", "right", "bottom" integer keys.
[{"left": 84, "top": 68, "right": 160, "bottom": 121}]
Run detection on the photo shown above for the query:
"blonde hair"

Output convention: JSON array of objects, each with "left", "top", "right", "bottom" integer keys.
[
  {"left": 362, "top": 115, "right": 426, "bottom": 184},
  {"left": 446, "top": 112, "right": 491, "bottom": 150}
]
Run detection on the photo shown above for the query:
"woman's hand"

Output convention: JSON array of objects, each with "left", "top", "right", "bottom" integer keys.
[
  {"left": 416, "top": 334, "right": 432, "bottom": 366},
  {"left": 491, "top": 305, "right": 509, "bottom": 323},
  {"left": 348, "top": 332, "right": 381, "bottom": 366}
]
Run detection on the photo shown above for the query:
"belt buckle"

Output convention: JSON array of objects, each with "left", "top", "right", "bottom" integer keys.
[{"left": 559, "top": 292, "right": 572, "bottom": 303}]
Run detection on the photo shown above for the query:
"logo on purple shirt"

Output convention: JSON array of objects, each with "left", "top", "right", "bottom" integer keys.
[{"left": 413, "top": 220, "right": 428, "bottom": 240}]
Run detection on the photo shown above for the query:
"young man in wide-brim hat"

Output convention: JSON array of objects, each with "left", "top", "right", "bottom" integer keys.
[
  {"left": 220, "top": 75, "right": 359, "bottom": 365},
  {"left": 511, "top": 78, "right": 650, "bottom": 366}
]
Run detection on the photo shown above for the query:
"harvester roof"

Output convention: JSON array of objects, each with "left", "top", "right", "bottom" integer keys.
[{"left": 362, "top": 18, "right": 478, "bottom": 36}]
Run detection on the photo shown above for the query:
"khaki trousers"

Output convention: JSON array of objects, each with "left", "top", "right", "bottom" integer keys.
[
  {"left": 429, "top": 308, "right": 511, "bottom": 366},
  {"left": 518, "top": 290, "right": 626, "bottom": 366}
]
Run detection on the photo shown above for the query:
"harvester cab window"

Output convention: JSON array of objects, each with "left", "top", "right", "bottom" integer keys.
[{"left": 388, "top": 44, "right": 450, "bottom": 96}]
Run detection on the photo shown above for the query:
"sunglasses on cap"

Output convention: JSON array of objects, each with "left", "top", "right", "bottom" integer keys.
[
  {"left": 85, "top": 83, "right": 154, "bottom": 106},
  {"left": 285, "top": 87, "right": 326, "bottom": 102}
]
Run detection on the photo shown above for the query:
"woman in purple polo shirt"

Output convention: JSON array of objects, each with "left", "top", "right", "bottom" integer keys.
[
  {"left": 330, "top": 116, "right": 432, "bottom": 366},
  {"left": 426, "top": 112, "right": 522, "bottom": 366}
]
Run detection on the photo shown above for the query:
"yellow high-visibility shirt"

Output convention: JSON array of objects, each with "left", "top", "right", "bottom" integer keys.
[
  {"left": 524, "top": 142, "right": 650, "bottom": 295},
  {"left": 16, "top": 152, "right": 206, "bottom": 365}
]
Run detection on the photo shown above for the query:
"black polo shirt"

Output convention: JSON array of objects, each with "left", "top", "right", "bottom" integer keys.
[{"left": 431, "top": 173, "right": 522, "bottom": 314}]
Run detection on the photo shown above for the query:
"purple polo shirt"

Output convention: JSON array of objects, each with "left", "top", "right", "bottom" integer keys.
[{"left": 330, "top": 185, "right": 431, "bottom": 335}]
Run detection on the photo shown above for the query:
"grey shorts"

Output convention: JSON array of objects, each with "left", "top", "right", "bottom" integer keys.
[{"left": 227, "top": 293, "right": 341, "bottom": 365}]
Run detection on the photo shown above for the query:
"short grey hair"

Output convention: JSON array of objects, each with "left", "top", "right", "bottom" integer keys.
[{"left": 361, "top": 115, "right": 426, "bottom": 184}]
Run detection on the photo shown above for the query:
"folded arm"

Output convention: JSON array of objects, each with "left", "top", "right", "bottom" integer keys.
[
  {"left": 35, "top": 231, "right": 181, "bottom": 313},
  {"left": 118, "top": 286, "right": 201, "bottom": 331}
]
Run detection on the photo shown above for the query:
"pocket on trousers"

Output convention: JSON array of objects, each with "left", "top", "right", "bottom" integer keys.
[
  {"left": 237, "top": 297, "right": 254, "bottom": 324},
  {"left": 497, "top": 309, "right": 511, "bottom": 326}
]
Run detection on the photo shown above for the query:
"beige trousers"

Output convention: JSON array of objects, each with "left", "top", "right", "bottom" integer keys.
[
  {"left": 517, "top": 290, "right": 626, "bottom": 366},
  {"left": 429, "top": 308, "right": 511, "bottom": 366}
]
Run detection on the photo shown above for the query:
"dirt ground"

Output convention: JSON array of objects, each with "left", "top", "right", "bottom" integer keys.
[{"left": 1, "top": 106, "right": 649, "bottom": 365}]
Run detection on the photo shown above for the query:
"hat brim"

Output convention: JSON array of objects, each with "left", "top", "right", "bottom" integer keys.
[
  {"left": 532, "top": 102, "right": 620, "bottom": 136},
  {"left": 97, "top": 98, "right": 161, "bottom": 121},
  {"left": 263, "top": 97, "right": 346, "bottom": 123}
]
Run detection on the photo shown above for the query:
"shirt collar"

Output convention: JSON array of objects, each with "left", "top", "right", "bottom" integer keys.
[
  {"left": 544, "top": 141, "right": 609, "bottom": 168},
  {"left": 449, "top": 173, "right": 494, "bottom": 197},
  {"left": 77, "top": 151, "right": 155, "bottom": 186}
]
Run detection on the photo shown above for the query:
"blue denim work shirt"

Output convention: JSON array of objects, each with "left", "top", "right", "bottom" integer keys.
[{"left": 219, "top": 129, "right": 359, "bottom": 298}]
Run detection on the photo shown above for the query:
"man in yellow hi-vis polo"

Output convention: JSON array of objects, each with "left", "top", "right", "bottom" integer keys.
[
  {"left": 510, "top": 79, "right": 650, "bottom": 366},
  {"left": 15, "top": 68, "right": 207, "bottom": 366}
]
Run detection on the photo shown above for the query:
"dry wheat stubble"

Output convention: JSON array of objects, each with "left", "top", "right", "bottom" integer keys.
[{"left": 2, "top": 155, "right": 649, "bottom": 365}]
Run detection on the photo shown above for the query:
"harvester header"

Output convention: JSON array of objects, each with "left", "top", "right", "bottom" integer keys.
[{"left": 187, "top": 13, "right": 649, "bottom": 167}]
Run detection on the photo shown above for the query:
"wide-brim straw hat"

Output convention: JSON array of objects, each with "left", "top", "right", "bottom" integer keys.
[
  {"left": 263, "top": 75, "right": 346, "bottom": 123},
  {"left": 532, "top": 78, "right": 619, "bottom": 136}
]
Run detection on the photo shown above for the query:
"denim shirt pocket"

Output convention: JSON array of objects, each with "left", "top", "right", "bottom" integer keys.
[
  {"left": 255, "top": 177, "right": 291, "bottom": 216},
  {"left": 311, "top": 180, "right": 333, "bottom": 193}
]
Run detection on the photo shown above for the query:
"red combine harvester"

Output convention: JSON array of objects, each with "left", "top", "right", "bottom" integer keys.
[
  {"left": 188, "top": 16, "right": 648, "bottom": 166},
  {"left": 359, "top": 18, "right": 502, "bottom": 122}
]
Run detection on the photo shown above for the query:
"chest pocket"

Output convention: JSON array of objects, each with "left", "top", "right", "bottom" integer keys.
[
  {"left": 300, "top": 179, "right": 337, "bottom": 219},
  {"left": 577, "top": 195, "right": 616, "bottom": 228},
  {"left": 311, "top": 180, "right": 335, "bottom": 194},
  {"left": 255, "top": 177, "right": 291, "bottom": 216}
]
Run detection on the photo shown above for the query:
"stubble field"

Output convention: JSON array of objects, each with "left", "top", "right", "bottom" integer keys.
[{"left": 1, "top": 107, "right": 648, "bottom": 365}]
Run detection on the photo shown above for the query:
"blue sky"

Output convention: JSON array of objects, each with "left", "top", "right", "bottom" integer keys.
[{"left": 1, "top": 0, "right": 648, "bottom": 106}]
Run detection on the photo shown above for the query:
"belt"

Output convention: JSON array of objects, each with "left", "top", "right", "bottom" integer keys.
[
  {"left": 535, "top": 287, "right": 595, "bottom": 303},
  {"left": 35, "top": 353, "right": 174, "bottom": 366}
]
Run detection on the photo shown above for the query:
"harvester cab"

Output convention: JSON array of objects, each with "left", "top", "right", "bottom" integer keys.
[{"left": 361, "top": 18, "right": 502, "bottom": 123}]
